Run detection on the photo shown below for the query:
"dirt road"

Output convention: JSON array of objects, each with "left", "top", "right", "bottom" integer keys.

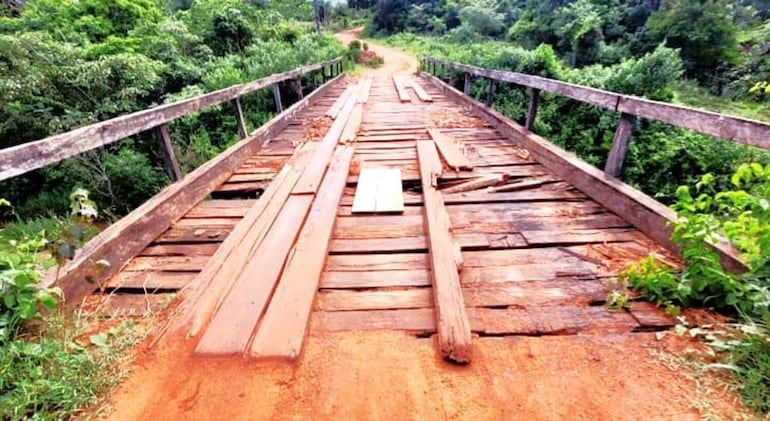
[{"left": 335, "top": 27, "right": 418, "bottom": 78}]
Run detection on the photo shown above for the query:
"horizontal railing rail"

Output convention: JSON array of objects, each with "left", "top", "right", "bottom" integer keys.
[
  {"left": 422, "top": 56, "right": 770, "bottom": 176},
  {"left": 0, "top": 57, "right": 344, "bottom": 181}
]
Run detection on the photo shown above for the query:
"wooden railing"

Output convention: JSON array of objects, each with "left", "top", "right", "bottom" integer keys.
[
  {"left": 0, "top": 57, "right": 344, "bottom": 182},
  {"left": 422, "top": 57, "right": 770, "bottom": 177}
]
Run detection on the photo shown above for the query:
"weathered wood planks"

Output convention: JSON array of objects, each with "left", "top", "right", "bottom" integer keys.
[
  {"left": 416, "top": 140, "right": 473, "bottom": 364},
  {"left": 195, "top": 194, "right": 314, "bottom": 355},
  {"left": 392, "top": 75, "right": 411, "bottom": 102},
  {"left": 45, "top": 73, "right": 345, "bottom": 306},
  {"left": 250, "top": 146, "right": 355, "bottom": 358},
  {"left": 1, "top": 58, "right": 343, "bottom": 181},
  {"left": 427, "top": 128, "right": 473, "bottom": 171}
]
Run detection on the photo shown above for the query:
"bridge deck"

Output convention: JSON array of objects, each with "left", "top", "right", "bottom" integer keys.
[{"left": 95, "top": 76, "right": 677, "bottom": 355}]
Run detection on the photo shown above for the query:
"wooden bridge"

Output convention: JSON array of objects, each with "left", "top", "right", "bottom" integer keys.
[{"left": 3, "top": 56, "right": 769, "bottom": 364}]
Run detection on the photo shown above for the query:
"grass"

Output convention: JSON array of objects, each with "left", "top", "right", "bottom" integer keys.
[
  {"left": 726, "top": 331, "right": 770, "bottom": 415},
  {"left": 673, "top": 80, "right": 770, "bottom": 123},
  {"left": 0, "top": 311, "right": 153, "bottom": 420}
]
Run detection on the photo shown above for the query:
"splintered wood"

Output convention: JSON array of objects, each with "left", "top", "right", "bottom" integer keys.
[
  {"left": 427, "top": 128, "right": 473, "bottom": 171},
  {"left": 417, "top": 140, "right": 473, "bottom": 364},
  {"left": 351, "top": 168, "right": 405, "bottom": 213}
]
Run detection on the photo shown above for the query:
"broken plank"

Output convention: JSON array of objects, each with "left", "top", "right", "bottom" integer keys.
[
  {"left": 427, "top": 128, "right": 473, "bottom": 171},
  {"left": 195, "top": 194, "right": 314, "bottom": 355},
  {"left": 417, "top": 139, "right": 473, "bottom": 364},
  {"left": 250, "top": 146, "right": 355, "bottom": 359}
]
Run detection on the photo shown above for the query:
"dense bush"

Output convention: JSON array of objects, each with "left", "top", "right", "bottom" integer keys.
[{"left": 0, "top": 0, "right": 345, "bottom": 220}]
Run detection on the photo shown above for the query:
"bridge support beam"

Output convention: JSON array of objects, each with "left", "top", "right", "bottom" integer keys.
[
  {"left": 232, "top": 97, "right": 248, "bottom": 138},
  {"left": 272, "top": 83, "right": 283, "bottom": 114},
  {"left": 155, "top": 124, "right": 182, "bottom": 182},
  {"left": 525, "top": 88, "right": 540, "bottom": 131},
  {"left": 464, "top": 73, "right": 471, "bottom": 96},
  {"left": 604, "top": 113, "right": 636, "bottom": 177},
  {"left": 486, "top": 79, "right": 496, "bottom": 107}
]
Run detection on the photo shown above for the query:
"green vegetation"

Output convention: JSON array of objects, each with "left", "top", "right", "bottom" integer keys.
[{"left": 0, "top": 0, "right": 345, "bottom": 219}]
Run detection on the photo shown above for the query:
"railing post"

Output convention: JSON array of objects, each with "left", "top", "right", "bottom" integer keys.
[
  {"left": 154, "top": 124, "right": 182, "bottom": 182},
  {"left": 463, "top": 73, "right": 471, "bottom": 96},
  {"left": 295, "top": 76, "right": 304, "bottom": 99},
  {"left": 272, "top": 83, "right": 283, "bottom": 114},
  {"left": 486, "top": 79, "right": 496, "bottom": 107},
  {"left": 605, "top": 113, "right": 636, "bottom": 177},
  {"left": 231, "top": 97, "right": 248, "bottom": 139},
  {"left": 525, "top": 88, "right": 540, "bottom": 131},
  {"left": 449, "top": 70, "right": 456, "bottom": 87}
]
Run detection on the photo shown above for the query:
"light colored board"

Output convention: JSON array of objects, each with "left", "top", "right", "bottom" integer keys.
[
  {"left": 374, "top": 168, "right": 405, "bottom": 213},
  {"left": 250, "top": 146, "right": 355, "bottom": 359},
  {"left": 427, "top": 128, "right": 473, "bottom": 171},
  {"left": 351, "top": 168, "right": 404, "bottom": 213},
  {"left": 351, "top": 167, "right": 379, "bottom": 213},
  {"left": 195, "top": 194, "right": 314, "bottom": 356},
  {"left": 417, "top": 140, "right": 473, "bottom": 363}
]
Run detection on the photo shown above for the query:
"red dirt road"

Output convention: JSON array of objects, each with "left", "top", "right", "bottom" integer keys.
[
  {"left": 107, "top": 328, "right": 739, "bottom": 420},
  {"left": 335, "top": 27, "right": 418, "bottom": 77}
]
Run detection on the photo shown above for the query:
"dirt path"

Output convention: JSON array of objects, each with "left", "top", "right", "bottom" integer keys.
[{"left": 335, "top": 27, "right": 418, "bottom": 78}]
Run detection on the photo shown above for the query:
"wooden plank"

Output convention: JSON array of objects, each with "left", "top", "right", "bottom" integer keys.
[
  {"left": 604, "top": 113, "right": 635, "bottom": 177},
  {"left": 340, "top": 104, "right": 363, "bottom": 144},
  {"left": 195, "top": 194, "right": 314, "bottom": 355},
  {"left": 179, "top": 143, "right": 318, "bottom": 338},
  {"left": 232, "top": 98, "right": 248, "bottom": 139},
  {"left": 321, "top": 270, "right": 431, "bottom": 289},
  {"left": 428, "top": 58, "right": 770, "bottom": 151},
  {"left": 250, "top": 146, "right": 355, "bottom": 358},
  {"left": 155, "top": 124, "right": 182, "bottom": 182},
  {"left": 272, "top": 84, "right": 283, "bottom": 114},
  {"left": 427, "top": 128, "right": 473, "bottom": 171},
  {"left": 0, "top": 58, "right": 342, "bottom": 181},
  {"left": 327, "top": 253, "right": 428, "bottom": 271},
  {"left": 375, "top": 168, "right": 404, "bottom": 212},
  {"left": 392, "top": 76, "right": 411, "bottom": 102},
  {"left": 351, "top": 167, "right": 379, "bottom": 213},
  {"left": 45, "top": 73, "right": 344, "bottom": 306},
  {"left": 326, "top": 85, "right": 354, "bottom": 118},
  {"left": 123, "top": 256, "right": 207, "bottom": 272},
  {"left": 421, "top": 71, "right": 746, "bottom": 274},
  {"left": 357, "top": 77, "right": 373, "bottom": 104},
  {"left": 410, "top": 79, "right": 433, "bottom": 102},
  {"left": 318, "top": 289, "right": 434, "bottom": 311},
  {"left": 316, "top": 308, "right": 436, "bottom": 332},
  {"left": 417, "top": 140, "right": 473, "bottom": 364},
  {"left": 525, "top": 89, "right": 539, "bottom": 131},
  {"left": 140, "top": 243, "right": 219, "bottom": 257},
  {"left": 105, "top": 271, "right": 196, "bottom": 290},
  {"left": 628, "top": 301, "right": 676, "bottom": 331},
  {"left": 293, "top": 90, "right": 358, "bottom": 195}
]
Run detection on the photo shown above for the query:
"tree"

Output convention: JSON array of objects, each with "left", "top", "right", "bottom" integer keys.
[
  {"left": 648, "top": 0, "right": 740, "bottom": 78},
  {"left": 458, "top": 0, "right": 505, "bottom": 37}
]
